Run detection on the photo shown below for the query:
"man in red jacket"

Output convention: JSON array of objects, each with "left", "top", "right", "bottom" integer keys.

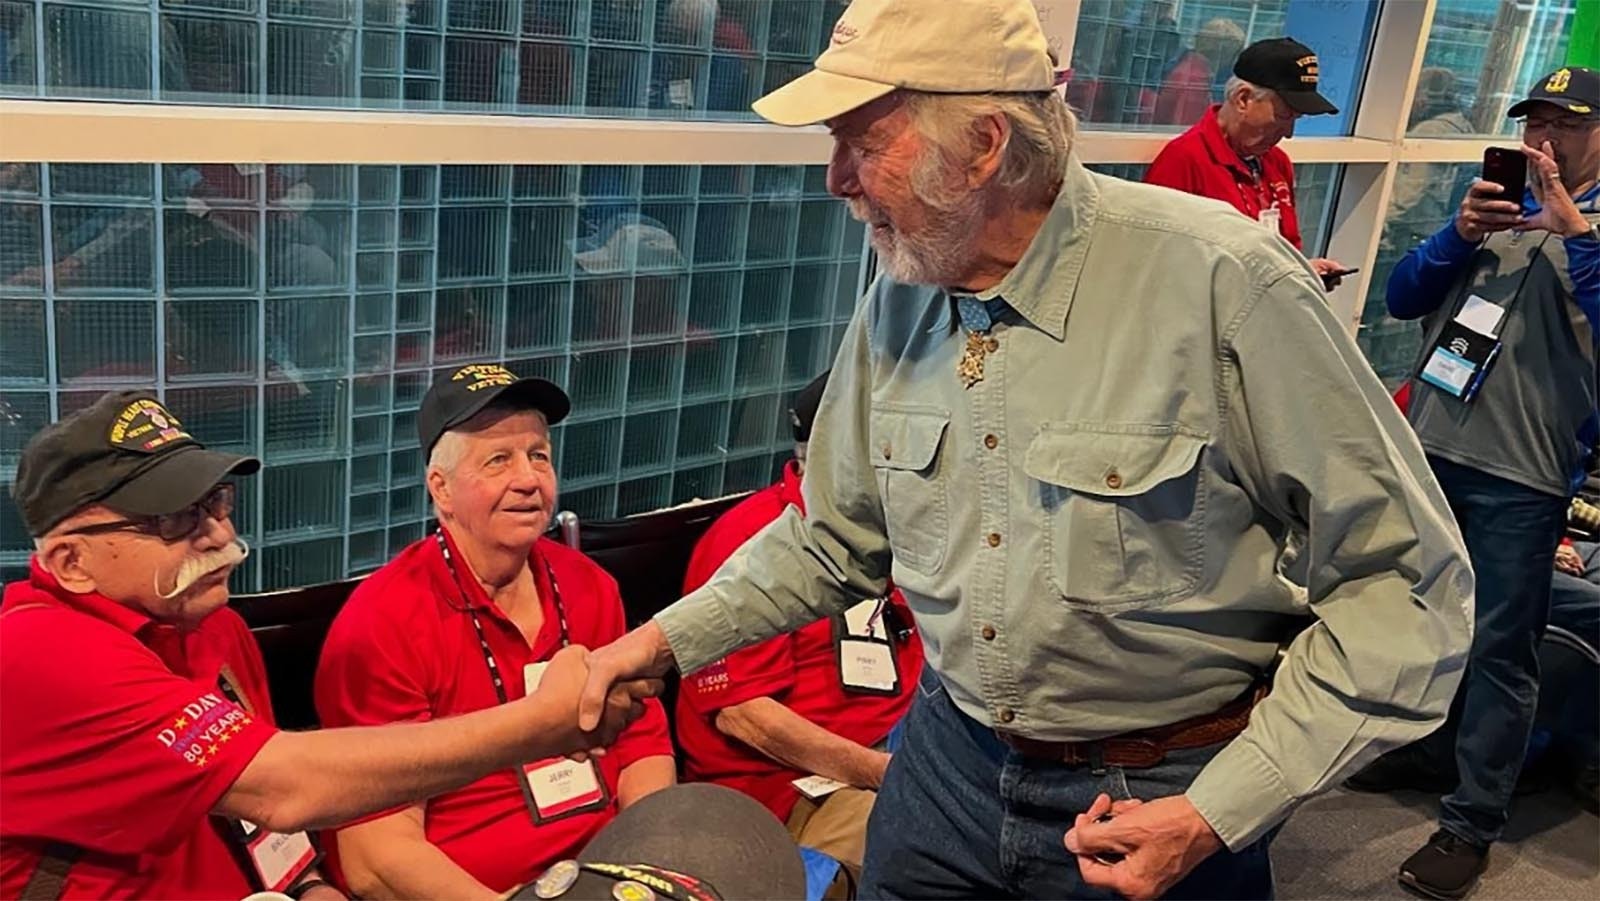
[
  {"left": 675, "top": 370, "right": 924, "bottom": 876},
  {"left": 1146, "top": 37, "right": 1350, "bottom": 288}
]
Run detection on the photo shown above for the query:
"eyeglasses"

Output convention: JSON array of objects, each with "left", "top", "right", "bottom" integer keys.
[
  {"left": 1520, "top": 115, "right": 1600, "bottom": 135},
  {"left": 63, "top": 483, "right": 236, "bottom": 543}
]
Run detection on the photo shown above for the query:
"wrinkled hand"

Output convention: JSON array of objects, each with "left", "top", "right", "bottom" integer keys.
[
  {"left": 1063, "top": 793, "right": 1223, "bottom": 900},
  {"left": 1454, "top": 178, "right": 1525, "bottom": 243},
  {"left": 1520, "top": 142, "right": 1593, "bottom": 238},
  {"left": 1555, "top": 543, "right": 1585, "bottom": 577},
  {"left": 1309, "top": 257, "right": 1348, "bottom": 290},
  {"left": 536, "top": 645, "right": 661, "bottom": 761},
  {"left": 579, "top": 622, "right": 675, "bottom": 732}
]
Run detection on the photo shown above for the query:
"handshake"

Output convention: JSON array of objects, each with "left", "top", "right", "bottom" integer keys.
[{"left": 523, "top": 644, "right": 666, "bottom": 760}]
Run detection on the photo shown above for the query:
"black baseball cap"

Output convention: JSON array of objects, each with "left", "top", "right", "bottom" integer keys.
[
  {"left": 417, "top": 363, "right": 571, "bottom": 458},
  {"left": 12, "top": 390, "right": 260, "bottom": 537},
  {"left": 1508, "top": 66, "right": 1600, "bottom": 118},
  {"left": 516, "top": 784, "right": 807, "bottom": 901},
  {"left": 1232, "top": 37, "right": 1339, "bottom": 115},
  {"left": 789, "top": 369, "right": 830, "bottom": 443}
]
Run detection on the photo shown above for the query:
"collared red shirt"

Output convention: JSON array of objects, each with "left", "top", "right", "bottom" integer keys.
[
  {"left": 1145, "top": 104, "right": 1304, "bottom": 249},
  {"left": 673, "top": 461, "right": 922, "bottom": 820},
  {"left": 314, "top": 532, "right": 672, "bottom": 894},
  {"left": 655, "top": 155, "right": 1473, "bottom": 849},
  {"left": 0, "top": 561, "right": 278, "bottom": 899}
]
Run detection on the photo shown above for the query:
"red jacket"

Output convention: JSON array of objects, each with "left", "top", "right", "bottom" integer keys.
[{"left": 1145, "top": 104, "right": 1303, "bottom": 249}]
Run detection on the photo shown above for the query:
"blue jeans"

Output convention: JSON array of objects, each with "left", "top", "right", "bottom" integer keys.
[
  {"left": 1426, "top": 456, "right": 1569, "bottom": 847},
  {"left": 859, "top": 666, "right": 1276, "bottom": 900}
]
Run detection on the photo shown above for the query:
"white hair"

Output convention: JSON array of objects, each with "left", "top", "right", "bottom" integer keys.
[
  {"left": 427, "top": 428, "right": 470, "bottom": 478},
  {"left": 900, "top": 90, "right": 1077, "bottom": 207},
  {"left": 1224, "top": 76, "right": 1276, "bottom": 106}
]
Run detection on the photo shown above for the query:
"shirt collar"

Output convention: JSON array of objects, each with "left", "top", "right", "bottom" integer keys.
[
  {"left": 17, "top": 555, "right": 156, "bottom": 637},
  {"left": 431, "top": 525, "right": 552, "bottom": 637},
  {"left": 964, "top": 154, "right": 1102, "bottom": 341},
  {"left": 11, "top": 556, "right": 206, "bottom": 675},
  {"left": 1522, "top": 180, "right": 1600, "bottom": 215},
  {"left": 1197, "top": 104, "right": 1256, "bottom": 179}
]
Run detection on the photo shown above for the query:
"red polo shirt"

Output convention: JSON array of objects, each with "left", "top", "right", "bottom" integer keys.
[
  {"left": 674, "top": 461, "right": 923, "bottom": 821},
  {"left": 0, "top": 561, "right": 278, "bottom": 899},
  {"left": 1144, "top": 104, "right": 1304, "bottom": 249},
  {"left": 314, "top": 532, "right": 672, "bottom": 894}
]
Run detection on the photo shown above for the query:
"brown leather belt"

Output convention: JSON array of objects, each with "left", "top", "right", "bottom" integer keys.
[{"left": 996, "top": 685, "right": 1265, "bottom": 769}]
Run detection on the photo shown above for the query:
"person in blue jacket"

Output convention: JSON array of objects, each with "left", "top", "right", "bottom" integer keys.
[{"left": 1356, "top": 66, "right": 1600, "bottom": 901}]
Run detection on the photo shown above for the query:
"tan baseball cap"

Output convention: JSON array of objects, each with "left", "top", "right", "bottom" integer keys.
[{"left": 752, "top": 0, "right": 1056, "bottom": 126}]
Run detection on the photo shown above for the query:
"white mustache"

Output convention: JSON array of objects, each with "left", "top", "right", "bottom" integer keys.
[
  {"left": 156, "top": 539, "right": 249, "bottom": 600},
  {"left": 847, "top": 198, "right": 885, "bottom": 226}
]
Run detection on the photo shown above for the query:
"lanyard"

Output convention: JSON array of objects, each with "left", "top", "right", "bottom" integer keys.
[{"left": 434, "top": 529, "right": 570, "bottom": 706}]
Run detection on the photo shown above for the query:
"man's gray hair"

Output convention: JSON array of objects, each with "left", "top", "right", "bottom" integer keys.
[
  {"left": 1224, "top": 76, "right": 1275, "bottom": 105},
  {"left": 901, "top": 90, "right": 1077, "bottom": 205},
  {"left": 427, "top": 428, "right": 470, "bottom": 477}
]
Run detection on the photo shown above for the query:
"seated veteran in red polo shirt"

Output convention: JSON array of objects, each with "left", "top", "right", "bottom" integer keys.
[
  {"left": 1145, "top": 37, "right": 1351, "bottom": 288},
  {"left": 675, "top": 370, "right": 923, "bottom": 874},
  {"left": 0, "top": 391, "right": 654, "bottom": 901},
  {"left": 314, "top": 365, "right": 676, "bottom": 900}
]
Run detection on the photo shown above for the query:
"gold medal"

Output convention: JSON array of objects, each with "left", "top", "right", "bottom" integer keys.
[
  {"left": 958, "top": 330, "right": 988, "bottom": 388},
  {"left": 612, "top": 881, "right": 656, "bottom": 901}
]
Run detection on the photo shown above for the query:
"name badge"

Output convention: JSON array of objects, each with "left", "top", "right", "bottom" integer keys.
[
  {"left": 1419, "top": 294, "right": 1503, "bottom": 402},
  {"left": 524, "top": 661, "right": 549, "bottom": 695},
  {"left": 1258, "top": 205, "right": 1282, "bottom": 234},
  {"left": 835, "top": 599, "right": 901, "bottom": 695},
  {"left": 227, "top": 819, "right": 317, "bottom": 894},
  {"left": 791, "top": 774, "right": 848, "bottom": 801},
  {"left": 519, "top": 658, "right": 610, "bottom": 823},
  {"left": 522, "top": 756, "right": 609, "bottom": 822},
  {"left": 839, "top": 638, "right": 899, "bottom": 695}
]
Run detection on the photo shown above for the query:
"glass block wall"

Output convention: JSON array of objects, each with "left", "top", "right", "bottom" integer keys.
[
  {"left": 1069, "top": 0, "right": 1376, "bottom": 136},
  {"left": 0, "top": 161, "right": 866, "bottom": 590},
  {"left": 0, "top": 0, "right": 849, "bottom": 118}
]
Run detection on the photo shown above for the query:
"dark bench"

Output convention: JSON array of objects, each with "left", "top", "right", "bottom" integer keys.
[{"left": 231, "top": 494, "right": 747, "bottom": 730}]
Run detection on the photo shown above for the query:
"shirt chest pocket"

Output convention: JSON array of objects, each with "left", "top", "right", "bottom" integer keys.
[
  {"left": 1024, "top": 424, "right": 1208, "bottom": 612},
  {"left": 869, "top": 406, "right": 951, "bottom": 576}
]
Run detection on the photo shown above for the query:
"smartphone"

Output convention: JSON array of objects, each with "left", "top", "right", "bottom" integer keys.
[
  {"left": 1321, "top": 266, "right": 1359, "bottom": 289},
  {"left": 1482, "top": 147, "right": 1527, "bottom": 205}
]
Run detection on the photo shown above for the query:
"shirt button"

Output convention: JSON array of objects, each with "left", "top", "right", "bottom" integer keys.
[
  {"left": 981, "top": 624, "right": 996, "bottom": 641},
  {"left": 881, "top": 442, "right": 892, "bottom": 460},
  {"left": 1105, "top": 470, "right": 1123, "bottom": 490},
  {"left": 997, "top": 707, "right": 1016, "bottom": 724},
  {"left": 983, "top": 433, "right": 998, "bottom": 450},
  {"left": 986, "top": 532, "right": 1002, "bottom": 548},
  {"left": 984, "top": 337, "right": 999, "bottom": 352}
]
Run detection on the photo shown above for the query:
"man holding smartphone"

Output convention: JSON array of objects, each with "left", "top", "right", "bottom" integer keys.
[
  {"left": 1361, "top": 66, "right": 1600, "bottom": 900},
  {"left": 1145, "top": 37, "right": 1354, "bottom": 289}
]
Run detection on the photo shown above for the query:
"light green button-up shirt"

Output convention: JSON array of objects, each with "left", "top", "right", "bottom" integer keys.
[{"left": 655, "top": 156, "right": 1473, "bottom": 849}]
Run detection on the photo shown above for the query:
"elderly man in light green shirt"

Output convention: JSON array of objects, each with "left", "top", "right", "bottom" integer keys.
[{"left": 580, "top": 1, "right": 1474, "bottom": 898}]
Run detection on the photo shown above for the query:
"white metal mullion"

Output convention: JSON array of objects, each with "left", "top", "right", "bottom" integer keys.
[{"left": 1319, "top": 0, "right": 1438, "bottom": 333}]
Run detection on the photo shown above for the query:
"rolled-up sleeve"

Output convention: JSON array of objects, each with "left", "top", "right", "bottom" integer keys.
[
  {"left": 1185, "top": 267, "right": 1474, "bottom": 849},
  {"left": 656, "top": 291, "right": 894, "bottom": 673}
]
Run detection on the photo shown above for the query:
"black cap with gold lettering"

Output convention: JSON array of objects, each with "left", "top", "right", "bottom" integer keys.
[
  {"left": 12, "top": 390, "right": 260, "bottom": 537},
  {"left": 1508, "top": 67, "right": 1600, "bottom": 118},
  {"left": 1232, "top": 37, "right": 1338, "bottom": 115},
  {"left": 417, "top": 364, "right": 572, "bottom": 458}
]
